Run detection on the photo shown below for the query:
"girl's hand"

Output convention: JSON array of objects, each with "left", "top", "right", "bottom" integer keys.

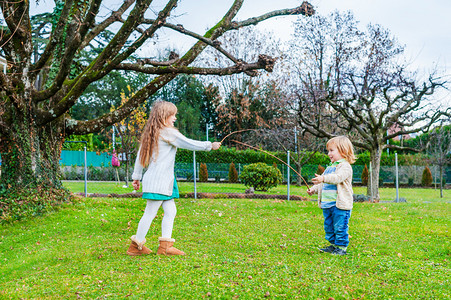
[
  {"left": 132, "top": 180, "right": 140, "bottom": 191},
  {"left": 212, "top": 142, "right": 221, "bottom": 150},
  {"left": 311, "top": 173, "right": 324, "bottom": 184},
  {"left": 306, "top": 188, "right": 314, "bottom": 196}
]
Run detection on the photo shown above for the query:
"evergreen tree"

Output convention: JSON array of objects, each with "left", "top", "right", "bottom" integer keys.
[{"left": 228, "top": 162, "right": 238, "bottom": 183}]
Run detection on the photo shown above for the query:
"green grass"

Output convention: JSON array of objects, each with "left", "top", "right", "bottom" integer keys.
[
  {"left": 1, "top": 185, "right": 450, "bottom": 299},
  {"left": 63, "top": 180, "right": 450, "bottom": 202},
  {"left": 63, "top": 180, "right": 307, "bottom": 195}
]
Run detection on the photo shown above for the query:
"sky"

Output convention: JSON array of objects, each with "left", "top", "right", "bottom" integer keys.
[{"left": 26, "top": 0, "right": 451, "bottom": 104}]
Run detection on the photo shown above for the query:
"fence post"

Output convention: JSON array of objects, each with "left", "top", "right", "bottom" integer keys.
[
  {"left": 84, "top": 145, "right": 87, "bottom": 197},
  {"left": 395, "top": 153, "right": 399, "bottom": 202},
  {"left": 287, "top": 151, "right": 290, "bottom": 201},
  {"left": 193, "top": 151, "right": 197, "bottom": 199},
  {"left": 64, "top": 141, "right": 88, "bottom": 197}
]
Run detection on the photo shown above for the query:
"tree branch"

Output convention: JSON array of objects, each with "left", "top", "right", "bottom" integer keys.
[
  {"left": 31, "top": 0, "right": 75, "bottom": 74},
  {"left": 115, "top": 54, "right": 275, "bottom": 75},
  {"left": 386, "top": 144, "right": 421, "bottom": 152},
  {"left": 231, "top": 1, "right": 315, "bottom": 28},
  {"left": 79, "top": 0, "right": 135, "bottom": 50},
  {"left": 107, "top": 0, "right": 178, "bottom": 69},
  {"left": 65, "top": 0, "right": 314, "bottom": 134},
  {"left": 67, "top": 0, "right": 248, "bottom": 134},
  {"left": 89, "top": 0, "right": 153, "bottom": 71}
]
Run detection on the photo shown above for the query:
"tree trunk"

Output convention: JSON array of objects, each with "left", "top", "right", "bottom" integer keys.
[
  {"left": 297, "top": 165, "right": 303, "bottom": 186},
  {"left": 367, "top": 146, "right": 382, "bottom": 202},
  {"left": 0, "top": 109, "right": 68, "bottom": 198}
]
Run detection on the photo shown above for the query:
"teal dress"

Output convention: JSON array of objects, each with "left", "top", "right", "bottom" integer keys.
[{"left": 142, "top": 176, "right": 179, "bottom": 200}]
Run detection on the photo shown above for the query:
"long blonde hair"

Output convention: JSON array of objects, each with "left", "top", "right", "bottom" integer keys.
[
  {"left": 139, "top": 101, "right": 177, "bottom": 167},
  {"left": 326, "top": 136, "right": 357, "bottom": 164}
]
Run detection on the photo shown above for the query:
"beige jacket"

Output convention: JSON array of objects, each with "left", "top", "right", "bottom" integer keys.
[
  {"left": 310, "top": 161, "right": 354, "bottom": 210},
  {"left": 132, "top": 127, "right": 212, "bottom": 196}
]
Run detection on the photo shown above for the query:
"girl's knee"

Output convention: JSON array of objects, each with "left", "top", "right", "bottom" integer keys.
[{"left": 162, "top": 200, "right": 177, "bottom": 218}]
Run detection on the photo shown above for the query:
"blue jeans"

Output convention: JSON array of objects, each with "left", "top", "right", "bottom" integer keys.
[{"left": 322, "top": 206, "right": 351, "bottom": 247}]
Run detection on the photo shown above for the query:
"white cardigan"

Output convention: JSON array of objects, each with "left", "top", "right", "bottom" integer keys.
[{"left": 132, "top": 127, "right": 212, "bottom": 196}]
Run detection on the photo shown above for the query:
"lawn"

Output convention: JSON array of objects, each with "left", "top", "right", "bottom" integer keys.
[{"left": 0, "top": 184, "right": 449, "bottom": 299}]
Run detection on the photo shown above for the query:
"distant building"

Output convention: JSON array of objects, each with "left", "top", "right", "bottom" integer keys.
[{"left": 388, "top": 123, "right": 411, "bottom": 141}]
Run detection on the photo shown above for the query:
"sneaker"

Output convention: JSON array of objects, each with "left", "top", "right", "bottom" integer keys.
[
  {"left": 319, "top": 245, "right": 336, "bottom": 253},
  {"left": 332, "top": 247, "right": 347, "bottom": 256}
]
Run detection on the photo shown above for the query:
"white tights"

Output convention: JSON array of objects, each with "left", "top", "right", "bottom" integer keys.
[{"left": 135, "top": 199, "right": 177, "bottom": 242}]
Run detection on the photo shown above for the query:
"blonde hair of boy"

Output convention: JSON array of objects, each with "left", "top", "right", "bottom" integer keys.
[
  {"left": 139, "top": 101, "right": 177, "bottom": 167},
  {"left": 326, "top": 136, "right": 357, "bottom": 164}
]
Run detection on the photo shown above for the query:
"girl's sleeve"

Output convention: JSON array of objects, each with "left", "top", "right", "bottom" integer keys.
[
  {"left": 131, "top": 148, "right": 144, "bottom": 181},
  {"left": 322, "top": 163, "right": 352, "bottom": 184},
  {"left": 165, "top": 128, "right": 212, "bottom": 151}
]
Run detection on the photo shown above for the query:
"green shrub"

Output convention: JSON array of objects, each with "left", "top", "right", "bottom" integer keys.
[
  {"left": 199, "top": 163, "right": 208, "bottom": 182},
  {"left": 421, "top": 166, "right": 432, "bottom": 187},
  {"left": 408, "top": 177, "right": 414, "bottom": 186},
  {"left": 239, "top": 162, "right": 282, "bottom": 191},
  {"left": 361, "top": 164, "right": 369, "bottom": 186},
  {"left": 228, "top": 162, "right": 238, "bottom": 183}
]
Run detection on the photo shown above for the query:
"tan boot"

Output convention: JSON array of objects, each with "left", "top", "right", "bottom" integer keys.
[
  {"left": 126, "top": 235, "right": 152, "bottom": 256},
  {"left": 157, "top": 237, "right": 185, "bottom": 256}
]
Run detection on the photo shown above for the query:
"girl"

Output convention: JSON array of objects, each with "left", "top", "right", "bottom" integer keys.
[
  {"left": 307, "top": 136, "right": 356, "bottom": 255},
  {"left": 127, "top": 101, "right": 221, "bottom": 256}
]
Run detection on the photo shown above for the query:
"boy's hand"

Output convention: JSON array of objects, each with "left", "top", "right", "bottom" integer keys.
[
  {"left": 132, "top": 180, "right": 140, "bottom": 191},
  {"left": 311, "top": 173, "right": 324, "bottom": 184},
  {"left": 212, "top": 142, "right": 221, "bottom": 150}
]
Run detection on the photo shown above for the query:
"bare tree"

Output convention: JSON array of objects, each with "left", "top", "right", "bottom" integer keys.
[
  {"left": 196, "top": 26, "right": 288, "bottom": 146},
  {"left": 270, "top": 128, "right": 325, "bottom": 185},
  {"left": 196, "top": 26, "right": 283, "bottom": 96},
  {"left": 287, "top": 11, "right": 450, "bottom": 200},
  {"left": 426, "top": 122, "right": 451, "bottom": 198},
  {"left": 0, "top": 0, "right": 314, "bottom": 199}
]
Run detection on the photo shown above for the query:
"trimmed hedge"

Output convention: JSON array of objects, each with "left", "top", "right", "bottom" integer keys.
[
  {"left": 176, "top": 148, "right": 330, "bottom": 165},
  {"left": 177, "top": 147, "right": 431, "bottom": 167}
]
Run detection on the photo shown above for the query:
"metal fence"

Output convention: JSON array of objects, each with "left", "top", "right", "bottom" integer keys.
[
  {"left": 53, "top": 151, "right": 450, "bottom": 185},
  {"left": 61, "top": 162, "right": 451, "bottom": 185}
]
